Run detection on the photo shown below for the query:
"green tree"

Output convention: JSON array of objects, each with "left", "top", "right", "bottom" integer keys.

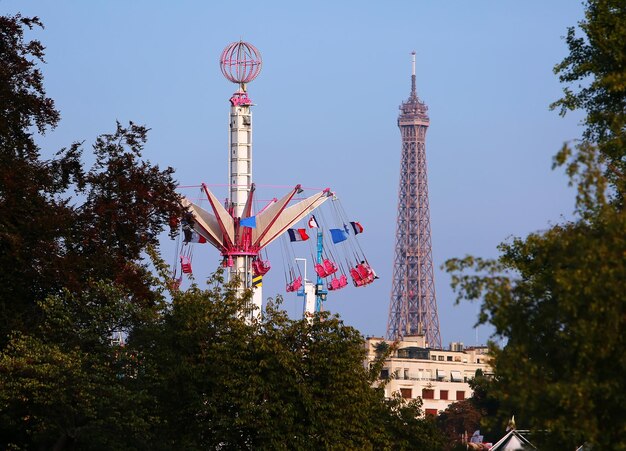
[
  {"left": 134, "top": 266, "right": 447, "bottom": 450},
  {"left": 66, "top": 120, "right": 182, "bottom": 307},
  {"left": 0, "top": 14, "right": 181, "bottom": 449},
  {"left": 551, "top": 0, "right": 626, "bottom": 205},
  {"left": 131, "top": 271, "right": 258, "bottom": 450},
  {"left": 466, "top": 372, "right": 503, "bottom": 440},
  {"left": 0, "top": 282, "right": 155, "bottom": 449},
  {"left": 0, "top": 14, "right": 183, "bottom": 343},
  {"left": 445, "top": 2, "right": 625, "bottom": 448},
  {"left": 437, "top": 400, "right": 482, "bottom": 449},
  {"left": 436, "top": 374, "right": 503, "bottom": 449},
  {"left": 378, "top": 394, "right": 446, "bottom": 451},
  {"left": 2, "top": 266, "right": 448, "bottom": 450},
  {"left": 0, "top": 14, "right": 79, "bottom": 340},
  {"left": 446, "top": 207, "right": 626, "bottom": 449}
]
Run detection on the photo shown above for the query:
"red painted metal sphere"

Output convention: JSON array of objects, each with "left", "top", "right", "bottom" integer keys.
[{"left": 220, "top": 41, "right": 262, "bottom": 85}]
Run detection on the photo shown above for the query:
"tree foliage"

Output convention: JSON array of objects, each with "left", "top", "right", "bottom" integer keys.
[
  {"left": 437, "top": 400, "right": 482, "bottom": 450},
  {"left": 379, "top": 394, "right": 446, "bottom": 451},
  {"left": 1, "top": 13, "right": 74, "bottom": 339},
  {"left": 445, "top": 207, "right": 626, "bottom": 449},
  {"left": 1, "top": 265, "right": 448, "bottom": 450},
  {"left": 551, "top": 0, "right": 626, "bottom": 205},
  {"left": 436, "top": 373, "right": 503, "bottom": 450},
  {"left": 0, "top": 283, "right": 152, "bottom": 450},
  {"left": 444, "top": 3, "right": 626, "bottom": 449},
  {"left": 0, "top": 14, "right": 183, "bottom": 343},
  {"left": 132, "top": 260, "right": 446, "bottom": 450}
]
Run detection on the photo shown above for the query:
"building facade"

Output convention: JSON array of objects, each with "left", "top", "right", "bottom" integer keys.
[{"left": 365, "top": 335, "right": 491, "bottom": 415}]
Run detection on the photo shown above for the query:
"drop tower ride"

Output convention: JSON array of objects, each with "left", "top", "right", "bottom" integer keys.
[{"left": 386, "top": 52, "right": 442, "bottom": 348}]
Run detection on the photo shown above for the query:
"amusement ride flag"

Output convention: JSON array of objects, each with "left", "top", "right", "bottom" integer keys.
[
  {"left": 349, "top": 221, "right": 364, "bottom": 234},
  {"left": 330, "top": 228, "right": 348, "bottom": 244},
  {"left": 240, "top": 216, "right": 256, "bottom": 228},
  {"left": 308, "top": 215, "right": 319, "bottom": 228},
  {"left": 287, "top": 228, "right": 310, "bottom": 242},
  {"left": 189, "top": 231, "right": 207, "bottom": 244}
]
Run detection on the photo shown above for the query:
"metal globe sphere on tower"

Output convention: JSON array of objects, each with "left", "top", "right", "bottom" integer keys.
[{"left": 219, "top": 41, "right": 262, "bottom": 104}]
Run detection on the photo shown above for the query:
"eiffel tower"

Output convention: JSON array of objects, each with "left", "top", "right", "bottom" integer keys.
[{"left": 386, "top": 52, "right": 442, "bottom": 349}]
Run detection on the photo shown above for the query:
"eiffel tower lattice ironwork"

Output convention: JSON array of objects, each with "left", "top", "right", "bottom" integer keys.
[{"left": 386, "top": 52, "right": 442, "bottom": 348}]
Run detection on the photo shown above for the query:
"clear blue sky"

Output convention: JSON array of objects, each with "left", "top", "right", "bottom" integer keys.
[{"left": 3, "top": 0, "right": 586, "bottom": 345}]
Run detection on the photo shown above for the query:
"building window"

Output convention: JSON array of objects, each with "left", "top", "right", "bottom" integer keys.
[
  {"left": 403, "top": 369, "right": 409, "bottom": 380},
  {"left": 438, "top": 356, "right": 444, "bottom": 361},
  {"left": 447, "top": 356, "right": 453, "bottom": 361},
  {"left": 425, "top": 408, "right": 438, "bottom": 416},
  {"left": 400, "top": 388, "right": 412, "bottom": 399},
  {"left": 422, "top": 389, "right": 434, "bottom": 400},
  {"left": 440, "top": 390, "right": 448, "bottom": 400},
  {"left": 477, "top": 358, "right": 481, "bottom": 364},
  {"left": 380, "top": 369, "right": 389, "bottom": 379},
  {"left": 456, "top": 391, "right": 465, "bottom": 400},
  {"left": 431, "top": 355, "right": 437, "bottom": 361}
]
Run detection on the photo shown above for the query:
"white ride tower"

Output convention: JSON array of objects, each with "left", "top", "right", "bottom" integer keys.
[
  {"left": 182, "top": 41, "right": 331, "bottom": 318},
  {"left": 224, "top": 42, "right": 258, "bottom": 309}
]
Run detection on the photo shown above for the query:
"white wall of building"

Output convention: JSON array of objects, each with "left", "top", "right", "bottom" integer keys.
[{"left": 365, "top": 335, "right": 491, "bottom": 416}]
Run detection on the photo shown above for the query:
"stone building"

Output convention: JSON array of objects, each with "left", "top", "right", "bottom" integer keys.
[{"left": 365, "top": 334, "right": 492, "bottom": 415}]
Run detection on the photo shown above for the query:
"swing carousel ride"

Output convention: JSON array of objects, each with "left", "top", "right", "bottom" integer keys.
[{"left": 170, "top": 41, "right": 377, "bottom": 319}]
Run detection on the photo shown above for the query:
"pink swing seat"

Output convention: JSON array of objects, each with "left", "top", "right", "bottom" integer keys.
[
  {"left": 180, "top": 256, "right": 192, "bottom": 274},
  {"left": 252, "top": 259, "right": 271, "bottom": 276},
  {"left": 286, "top": 276, "right": 302, "bottom": 292},
  {"left": 314, "top": 259, "right": 338, "bottom": 278},
  {"left": 328, "top": 274, "right": 348, "bottom": 291}
]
